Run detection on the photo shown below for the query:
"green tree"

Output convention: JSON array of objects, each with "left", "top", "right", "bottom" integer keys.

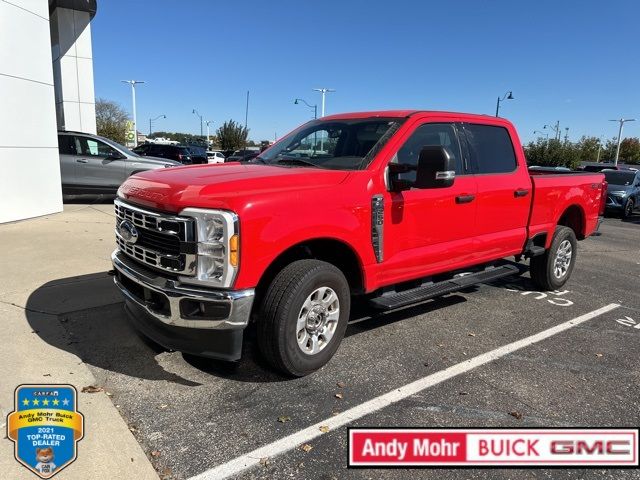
[
  {"left": 524, "top": 138, "right": 580, "bottom": 169},
  {"left": 216, "top": 120, "right": 248, "bottom": 151},
  {"left": 618, "top": 138, "right": 640, "bottom": 164},
  {"left": 96, "top": 98, "right": 129, "bottom": 144},
  {"left": 576, "top": 136, "right": 601, "bottom": 162}
]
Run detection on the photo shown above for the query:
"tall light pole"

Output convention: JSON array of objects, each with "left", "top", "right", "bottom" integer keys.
[
  {"left": 313, "top": 88, "right": 335, "bottom": 117},
  {"left": 192, "top": 109, "right": 203, "bottom": 137},
  {"left": 544, "top": 121, "right": 561, "bottom": 141},
  {"left": 533, "top": 130, "right": 549, "bottom": 140},
  {"left": 149, "top": 114, "right": 166, "bottom": 135},
  {"left": 609, "top": 118, "right": 636, "bottom": 165},
  {"left": 495, "top": 91, "right": 514, "bottom": 117},
  {"left": 294, "top": 98, "right": 318, "bottom": 119},
  {"left": 205, "top": 120, "right": 213, "bottom": 146},
  {"left": 121, "top": 80, "right": 145, "bottom": 147}
]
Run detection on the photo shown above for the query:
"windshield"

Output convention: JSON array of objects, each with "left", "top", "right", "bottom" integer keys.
[
  {"left": 258, "top": 118, "right": 404, "bottom": 170},
  {"left": 604, "top": 171, "right": 635, "bottom": 186}
]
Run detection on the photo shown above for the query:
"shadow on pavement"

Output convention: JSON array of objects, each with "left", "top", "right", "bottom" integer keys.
[
  {"left": 25, "top": 273, "right": 201, "bottom": 386},
  {"left": 25, "top": 272, "right": 476, "bottom": 384}
]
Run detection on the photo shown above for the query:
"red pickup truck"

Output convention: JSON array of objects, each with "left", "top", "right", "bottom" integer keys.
[{"left": 112, "top": 111, "right": 606, "bottom": 376}]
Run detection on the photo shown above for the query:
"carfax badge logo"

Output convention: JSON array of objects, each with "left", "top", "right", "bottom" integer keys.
[{"left": 7, "top": 385, "right": 84, "bottom": 478}]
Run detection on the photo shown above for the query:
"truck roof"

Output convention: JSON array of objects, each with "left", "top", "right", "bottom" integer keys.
[{"left": 321, "top": 110, "right": 500, "bottom": 121}]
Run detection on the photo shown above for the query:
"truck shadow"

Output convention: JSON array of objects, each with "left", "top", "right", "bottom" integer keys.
[{"left": 25, "top": 272, "right": 471, "bottom": 385}]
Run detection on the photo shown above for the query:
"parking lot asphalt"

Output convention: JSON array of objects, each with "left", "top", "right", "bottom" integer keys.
[{"left": 25, "top": 214, "right": 640, "bottom": 480}]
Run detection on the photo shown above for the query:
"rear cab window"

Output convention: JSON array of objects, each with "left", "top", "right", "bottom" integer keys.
[{"left": 463, "top": 124, "right": 517, "bottom": 174}]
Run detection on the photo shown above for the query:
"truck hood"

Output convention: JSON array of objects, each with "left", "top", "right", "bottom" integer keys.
[
  {"left": 606, "top": 183, "right": 632, "bottom": 194},
  {"left": 118, "top": 163, "right": 351, "bottom": 212}
]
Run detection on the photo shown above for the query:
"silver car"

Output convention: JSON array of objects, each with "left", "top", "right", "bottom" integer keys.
[{"left": 58, "top": 131, "right": 180, "bottom": 195}]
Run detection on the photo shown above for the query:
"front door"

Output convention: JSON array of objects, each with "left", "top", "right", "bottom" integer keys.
[
  {"left": 380, "top": 120, "right": 478, "bottom": 285},
  {"left": 74, "top": 136, "right": 126, "bottom": 191}
]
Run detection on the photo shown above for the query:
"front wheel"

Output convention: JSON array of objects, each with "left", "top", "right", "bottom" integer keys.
[
  {"left": 530, "top": 226, "right": 577, "bottom": 291},
  {"left": 622, "top": 198, "right": 634, "bottom": 219},
  {"left": 257, "top": 259, "right": 350, "bottom": 377}
]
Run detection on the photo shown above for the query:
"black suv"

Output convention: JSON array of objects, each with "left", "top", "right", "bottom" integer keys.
[{"left": 133, "top": 144, "right": 193, "bottom": 164}]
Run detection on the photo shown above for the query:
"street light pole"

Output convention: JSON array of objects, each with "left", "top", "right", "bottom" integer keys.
[
  {"left": 205, "top": 120, "right": 213, "bottom": 146},
  {"left": 544, "top": 121, "right": 561, "bottom": 141},
  {"left": 192, "top": 109, "right": 203, "bottom": 137},
  {"left": 121, "top": 80, "right": 145, "bottom": 147},
  {"left": 313, "top": 88, "right": 336, "bottom": 117},
  {"left": 294, "top": 98, "right": 318, "bottom": 119},
  {"left": 149, "top": 114, "right": 166, "bottom": 135},
  {"left": 609, "top": 118, "right": 636, "bottom": 165},
  {"left": 495, "top": 91, "right": 514, "bottom": 117}
]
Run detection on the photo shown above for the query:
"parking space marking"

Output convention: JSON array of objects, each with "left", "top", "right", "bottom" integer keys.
[{"left": 189, "top": 303, "right": 620, "bottom": 480}]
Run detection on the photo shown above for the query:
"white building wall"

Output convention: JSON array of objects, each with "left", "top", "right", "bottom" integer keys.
[
  {"left": 0, "top": 0, "right": 63, "bottom": 223},
  {"left": 51, "top": 7, "right": 96, "bottom": 133}
]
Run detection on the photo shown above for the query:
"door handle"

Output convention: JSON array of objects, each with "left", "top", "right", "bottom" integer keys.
[
  {"left": 514, "top": 188, "right": 530, "bottom": 197},
  {"left": 76, "top": 159, "right": 89, "bottom": 163},
  {"left": 455, "top": 194, "right": 475, "bottom": 204}
]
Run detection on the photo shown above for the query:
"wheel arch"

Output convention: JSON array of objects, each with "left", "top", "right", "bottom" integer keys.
[{"left": 557, "top": 204, "right": 586, "bottom": 240}]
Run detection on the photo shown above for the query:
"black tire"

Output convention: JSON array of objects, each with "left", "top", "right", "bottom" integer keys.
[
  {"left": 530, "top": 226, "right": 577, "bottom": 291},
  {"left": 257, "top": 259, "right": 350, "bottom": 377},
  {"left": 622, "top": 198, "right": 634, "bottom": 219}
]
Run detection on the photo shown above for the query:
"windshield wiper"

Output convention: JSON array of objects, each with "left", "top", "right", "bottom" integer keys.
[
  {"left": 250, "top": 156, "right": 267, "bottom": 164},
  {"left": 275, "top": 157, "right": 319, "bottom": 168}
]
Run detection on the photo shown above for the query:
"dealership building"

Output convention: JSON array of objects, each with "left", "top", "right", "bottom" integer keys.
[{"left": 1, "top": 0, "right": 97, "bottom": 223}]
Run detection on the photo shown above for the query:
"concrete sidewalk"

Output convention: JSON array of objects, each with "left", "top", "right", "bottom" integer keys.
[{"left": 0, "top": 203, "right": 158, "bottom": 479}]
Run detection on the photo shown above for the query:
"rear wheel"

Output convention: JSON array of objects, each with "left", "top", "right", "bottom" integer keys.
[
  {"left": 530, "top": 226, "right": 577, "bottom": 291},
  {"left": 257, "top": 259, "right": 350, "bottom": 376}
]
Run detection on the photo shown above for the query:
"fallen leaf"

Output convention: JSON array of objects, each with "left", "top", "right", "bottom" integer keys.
[
  {"left": 509, "top": 411, "right": 524, "bottom": 420},
  {"left": 43, "top": 373, "right": 51, "bottom": 377},
  {"left": 334, "top": 393, "right": 343, "bottom": 399},
  {"left": 437, "top": 343, "right": 444, "bottom": 347},
  {"left": 459, "top": 391, "right": 469, "bottom": 396},
  {"left": 129, "top": 426, "right": 137, "bottom": 433},
  {"left": 319, "top": 425, "right": 330, "bottom": 433},
  {"left": 81, "top": 385, "right": 103, "bottom": 393},
  {"left": 595, "top": 353, "right": 603, "bottom": 357},
  {"left": 259, "top": 457, "right": 270, "bottom": 467},
  {"left": 106, "top": 392, "right": 113, "bottom": 397},
  {"left": 336, "top": 382, "right": 346, "bottom": 388},
  {"left": 150, "top": 450, "right": 161, "bottom": 457},
  {"left": 158, "top": 404, "right": 168, "bottom": 409},
  {"left": 468, "top": 333, "right": 476, "bottom": 337},
  {"left": 301, "top": 444, "right": 313, "bottom": 453},
  {"left": 278, "top": 416, "right": 291, "bottom": 423},
  {"left": 331, "top": 411, "right": 340, "bottom": 416}
]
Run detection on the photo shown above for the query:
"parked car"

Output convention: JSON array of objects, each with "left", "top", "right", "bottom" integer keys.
[
  {"left": 226, "top": 149, "right": 260, "bottom": 162},
  {"left": 111, "top": 110, "right": 606, "bottom": 376},
  {"left": 603, "top": 169, "right": 640, "bottom": 218},
  {"left": 184, "top": 145, "right": 208, "bottom": 164},
  {"left": 58, "top": 131, "right": 179, "bottom": 195},
  {"left": 133, "top": 143, "right": 193, "bottom": 164},
  {"left": 207, "top": 151, "right": 226, "bottom": 164}
]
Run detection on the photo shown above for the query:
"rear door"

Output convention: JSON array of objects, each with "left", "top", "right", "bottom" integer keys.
[
  {"left": 461, "top": 122, "right": 531, "bottom": 260},
  {"left": 380, "top": 118, "right": 479, "bottom": 284},
  {"left": 74, "top": 136, "right": 126, "bottom": 190}
]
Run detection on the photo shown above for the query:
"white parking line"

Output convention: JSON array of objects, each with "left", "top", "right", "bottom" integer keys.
[{"left": 189, "top": 303, "right": 620, "bottom": 480}]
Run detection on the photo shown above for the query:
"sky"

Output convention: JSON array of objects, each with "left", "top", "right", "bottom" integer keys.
[{"left": 92, "top": 0, "right": 640, "bottom": 144}]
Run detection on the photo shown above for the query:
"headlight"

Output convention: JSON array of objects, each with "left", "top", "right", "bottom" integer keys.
[
  {"left": 610, "top": 191, "right": 626, "bottom": 197},
  {"left": 179, "top": 208, "right": 239, "bottom": 288}
]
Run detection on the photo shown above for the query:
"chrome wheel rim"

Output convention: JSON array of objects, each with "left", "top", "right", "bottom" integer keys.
[
  {"left": 553, "top": 239, "right": 572, "bottom": 279},
  {"left": 296, "top": 287, "right": 340, "bottom": 355},
  {"left": 625, "top": 200, "right": 633, "bottom": 216}
]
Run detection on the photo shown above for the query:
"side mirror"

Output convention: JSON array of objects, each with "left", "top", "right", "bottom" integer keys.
[{"left": 414, "top": 146, "right": 455, "bottom": 189}]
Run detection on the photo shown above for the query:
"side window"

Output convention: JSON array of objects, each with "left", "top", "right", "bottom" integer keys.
[
  {"left": 391, "top": 123, "right": 463, "bottom": 182},
  {"left": 464, "top": 124, "right": 517, "bottom": 174},
  {"left": 58, "top": 135, "right": 77, "bottom": 155},
  {"left": 77, "top": 137, "right": 117, "bottom": 157}
]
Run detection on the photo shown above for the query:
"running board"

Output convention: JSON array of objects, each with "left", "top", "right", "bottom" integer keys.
[{"left": 369, "top": 264, "right": 521, "bottom": 310}]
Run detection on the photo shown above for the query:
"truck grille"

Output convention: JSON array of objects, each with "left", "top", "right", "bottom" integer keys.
[{"left": 114, "top": 199, "right": 197, "bottom": 275}]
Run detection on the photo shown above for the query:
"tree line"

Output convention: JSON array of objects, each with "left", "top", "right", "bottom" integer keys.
[{"left": 524, "top": 136, "right": 640, "bottom": 169}]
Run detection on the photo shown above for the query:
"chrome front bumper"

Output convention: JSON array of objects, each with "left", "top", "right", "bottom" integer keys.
[{"left": 111, "top": 249, "right": 254, "bottom": 330}]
